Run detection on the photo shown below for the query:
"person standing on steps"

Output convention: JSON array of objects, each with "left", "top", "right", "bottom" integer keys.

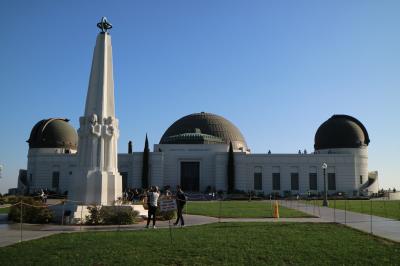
[
  {"left": 174, "top": 185, "right": 187, "bottom": 227},
  {"left": 146, "top": 186, "right": 160, "bottom": 229}
]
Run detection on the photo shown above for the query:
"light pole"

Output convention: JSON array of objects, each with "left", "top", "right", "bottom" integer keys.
[{"left": 322, "top": 163, "right": 328, "bottom": 207}]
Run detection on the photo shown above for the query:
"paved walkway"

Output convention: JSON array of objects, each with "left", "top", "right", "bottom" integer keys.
[
  {"left": 220, "top": 217, "right": 326, "bottom": 223},
  {"left": 280, "top": 200, "right": 400, "bottom": 242}
]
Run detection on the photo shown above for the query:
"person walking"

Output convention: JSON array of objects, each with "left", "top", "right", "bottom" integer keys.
[
  {"left": 174, "top": 185, "right": 186, "bottom": 227},
  {"left": 40, "top": 189, "right": 47, "bottom": 203},
  {"left": 146, "top": 186, "right": 160, "bottom": 229},
  {"left": 40, "top": 189, "right": 46, "bottom": 203}
]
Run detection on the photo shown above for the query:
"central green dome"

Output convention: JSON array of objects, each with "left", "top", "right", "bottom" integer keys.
[{"left": 160, "top": 112, "right": 248, "bottom": 151}]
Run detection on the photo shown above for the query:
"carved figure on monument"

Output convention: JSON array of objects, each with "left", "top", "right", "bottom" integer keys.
[{"left": 89, "top": 113, "right": 98, "bottom": 126}]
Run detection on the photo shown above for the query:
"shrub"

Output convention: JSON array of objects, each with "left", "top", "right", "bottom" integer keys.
[
  {"left": 8, "top": 197, "right": 53, "bottom": 223},
  {"left": 85, "top": 205, "right": 139, "bottom": 225},
  {"left": 99, "top": 206, "right": 139, "bottom": 225},
  {"left": 105, "top": 206, "right": 138, "bottom": 224},
  {"left": 85, "top": 205, "right": 102, "bottom": 225},
  {"left": 5, "top": 195, "right": 18, "bottom": 204}
]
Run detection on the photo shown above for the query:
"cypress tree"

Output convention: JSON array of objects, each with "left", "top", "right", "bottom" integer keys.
[
  {"left": 128, "top": 141, "right": 132, "bottom": 154},
  {"left": 142, "top": 134, "right": 149, "bottom": 189},
  {"left": 227, "top": 141, "right": 235, "bottom": 193}
]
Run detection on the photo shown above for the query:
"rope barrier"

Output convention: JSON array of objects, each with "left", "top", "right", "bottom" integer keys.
[
  {"left": 0, "top": 202, "right": 20, "bottom": 208},
  {"left": 4, "top": 196, "right": 400, "bottom": 229}
]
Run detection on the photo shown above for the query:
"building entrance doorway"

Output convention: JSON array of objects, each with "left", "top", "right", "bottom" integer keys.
[{"left": 181, "top": 162, "right": 200, "bottom": 192}]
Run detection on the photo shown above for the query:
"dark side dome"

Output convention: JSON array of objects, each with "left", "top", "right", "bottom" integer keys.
[
  {"left": 160, "top": 112, "right": 248, "bottom": 150},
  {"left": 314, "top": 115, "right": 370, "bottom": 150},
  {"left": 27, "top": 118, "right": 78, "bottom": 149}
]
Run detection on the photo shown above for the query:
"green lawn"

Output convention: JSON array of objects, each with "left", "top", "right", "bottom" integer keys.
[
  {"left": 1, "top": 222, "right": 399, "bottom": 265},
  {"left": 185, "top": 200, "right": 311, "bottom": 218},
  {"left": 303, "top": 200, "right": 400, "bottom": 220}
]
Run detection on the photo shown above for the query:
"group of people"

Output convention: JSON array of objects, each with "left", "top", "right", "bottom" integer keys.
[
  {"left": 122, "top": 188, "right": 141, "bottom": 203},
  {"left": 145, "top": 185, "right": 186, "bottom": 229}
]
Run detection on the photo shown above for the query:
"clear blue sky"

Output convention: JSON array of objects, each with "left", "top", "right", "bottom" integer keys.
[{"left": 0, "top": 0, "right": 399, "bottom": 193}]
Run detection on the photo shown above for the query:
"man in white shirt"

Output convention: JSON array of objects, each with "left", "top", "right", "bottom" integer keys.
[{"left": 146, "top": 186, "right": 160, "bottom": 228}]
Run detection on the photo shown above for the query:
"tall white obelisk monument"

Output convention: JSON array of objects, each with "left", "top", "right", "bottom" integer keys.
[{"left": 70, "top": 17, "right": 122, "bottom": 205}]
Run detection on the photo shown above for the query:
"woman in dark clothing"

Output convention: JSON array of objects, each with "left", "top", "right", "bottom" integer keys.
[{"left": 174, "top": 185, "right": 186, "bottom": 227}]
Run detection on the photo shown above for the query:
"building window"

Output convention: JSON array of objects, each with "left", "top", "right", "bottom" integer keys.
[
  {"left": 253, "top": 175, "right": 262, "bottom": 192},
  {"left": 52, "top": 172, "right": 60, "bottom": 190},
  {"left": 291, "top": 173, "right": 299, "bottom": 190},
  {"left": 272, "top": 173, "right": 280, "bottom": 190},
  {"left": 29, "top": 174, "right": 33, "bottom": 182},
  {"left": 309, "top": 173, "right": 317, "bottom": 190},
  {"left": 254, "top": 173, "right": 262, "bottom": 190},
  {"left": 328, "top": 173, "right": 336, "bottom": 190},
  {"left": 254, "top": 167, "right": 262, "bottom": 190},
  {"left": 360, "top": 175, "right": 363, "bottom": 184}
]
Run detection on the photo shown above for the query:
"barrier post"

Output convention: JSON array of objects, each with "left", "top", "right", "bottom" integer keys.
[
  {"left": 313, "top": 199, "right": 315, "bottom": 215},
  {"left": 61, "top": 200, "right": 65, "bottom": 226},
  {"left": 80, "top": 205, "right": 83, "bottom": 232},
  {"left": 20, "top": 201, "right": 23, "bottom": 243},
  {"left": 370, "top": 200, "right": 373, "bottom": 234},
  {"left": 361, "top": 200, "right": 363, "bottom": 214},
  {"left": 307, "top": 198, "right": 310, "bottom": 212},
  {"left": 333, "top": 199, "right": 336, "bottom": 223},
  {"left": 269, "top": 195, "right": 272, "bottom": 217},
  {"left": 218, "top": 199, "right": 222, "bottom": 223},
  {"left": 168, "top": 219, "right": 173, "bottom": 244},
  {"left": 383, "top": 200, "right": 387, "bottom": 218},
  {"left": 118, "top": 207, "right": 121, "bottom": 232},
  {"left": 344, "top": 199, "right": 347, "bottom": 225}
]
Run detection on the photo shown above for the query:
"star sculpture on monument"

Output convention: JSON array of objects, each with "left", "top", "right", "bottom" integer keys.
[{"left": 97, "top": 17, "right": 112, "bottom": 33}]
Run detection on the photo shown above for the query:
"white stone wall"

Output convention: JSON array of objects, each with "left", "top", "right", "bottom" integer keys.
[
  {"left": 216, "top": 151, "right": 359, "bottom": 195},
  {"left": 27, "top": 149, "right": 78, "bottom": 194},
  {"left": 317, "top": 147, "right": 369, "bottom": 195},
  {"left": 153, "top": 144, "right": 227, "bottom": 191},
  {"left": 27, "top": 144, "right": 370, "bottom": 196},
  {"left": 118, "top": 152, "right": 164, "bottom": 189}
]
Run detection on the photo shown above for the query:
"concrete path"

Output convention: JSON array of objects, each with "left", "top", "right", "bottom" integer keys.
[
  {"left": 220, "top": 217, "right": 327, "bottom": 223},
  {"left": 280, "top": 200, "right": 400, "bottom": 243}
]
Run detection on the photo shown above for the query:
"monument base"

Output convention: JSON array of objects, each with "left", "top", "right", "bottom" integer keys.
[
  {"left": 85, "top": 170, "right": 123, "bottom": 205},
  {"left": 50, "top": 203, "right": 147, "bottom": 224}
]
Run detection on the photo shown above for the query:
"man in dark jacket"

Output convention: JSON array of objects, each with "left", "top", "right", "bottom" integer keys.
[{"left": 174, "top": 185, "right": 186, "bottom": 227}]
